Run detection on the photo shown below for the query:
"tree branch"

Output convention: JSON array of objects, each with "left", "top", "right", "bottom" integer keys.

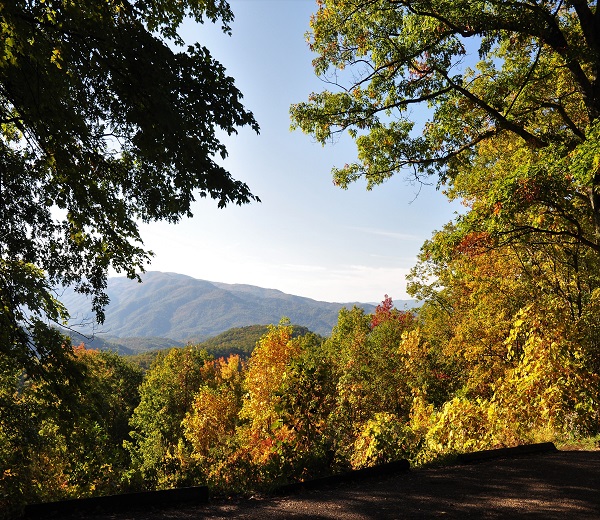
[
  {"left": 568, "top": 0, "right": 599, "bottom": 52},
  {"left": 504, "top": 43, "right": 542, "bottom": 117},
  {"left": 392, "top": 0, "right": 597, "bottom": 121},
  {"left": 539, "top": 101, "right": 586, "bottom": 140},
  {"left": 434, "top": 66, "right": 548, "bottom": 148},
  {"left": 497, "top": 224, "right": 600, "bottom": 254}
]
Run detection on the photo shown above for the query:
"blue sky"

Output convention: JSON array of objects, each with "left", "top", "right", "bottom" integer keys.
[{"left": 135, "top": 0, "right": 461, "bottom": 304}]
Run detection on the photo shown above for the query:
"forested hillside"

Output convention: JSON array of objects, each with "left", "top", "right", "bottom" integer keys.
[
  {"left": 57, "top": 328, "right": 188, "bottom": 356},
  {"left": 5, "top": 299, "right": 598, "bottom": 514},
  {"left": 125, "top": 324, "right": 317, "bottom": 370}
]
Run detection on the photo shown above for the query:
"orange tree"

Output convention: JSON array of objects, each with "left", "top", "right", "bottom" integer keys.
[
  {"left": 233, "top": 319, "right": 303, "bottom": 488},
  {"left": 408, "top": 215, "right": 600, "bottom": 452}
]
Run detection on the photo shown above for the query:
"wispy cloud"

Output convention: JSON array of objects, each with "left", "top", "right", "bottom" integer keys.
[
  {"left": 288, "top": 263, "right": 413, "bottom": 302},
  {"left": 282, "top": 263, "right": 328, "bottom": 273},
  {"left": 351, "top": 226, "right": 421, "bottom": 241}
]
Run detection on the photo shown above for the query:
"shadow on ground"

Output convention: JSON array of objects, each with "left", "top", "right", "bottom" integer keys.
[{"left": 39, "top": 450, "right": 600, "bottom": 520}]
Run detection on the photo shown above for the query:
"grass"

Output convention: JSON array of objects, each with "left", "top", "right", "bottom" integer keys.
[{"left": 555, "top": 434, "right": 600, "bottom": 451}]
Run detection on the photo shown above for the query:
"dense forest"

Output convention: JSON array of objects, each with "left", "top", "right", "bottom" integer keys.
[
  {"left": 125, "top": 324, "right": 316, "bottom": 371},
  {"left": 3, "top": 294, "right": 599, "bottom": 515},
  {"left": 2, "top": 0, "right": 600, "bottom": 517}
]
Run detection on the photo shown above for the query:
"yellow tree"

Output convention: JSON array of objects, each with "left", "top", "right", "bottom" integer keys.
[
  {"left": 183, "top": 355, "right": 245, "bottom": 489},
  {"left": 238, "top": 320, "right": 301, "bottom": 469}
]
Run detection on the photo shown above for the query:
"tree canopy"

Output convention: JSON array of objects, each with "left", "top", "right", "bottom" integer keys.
[
  {"left": 0, "top": 1, "right": 259, "bottom": 375},
  {"left": 290, "top": 0, "right": 600, "bottom": 470},
  {"left": 291, "top": 0, "right": 600, "bottom": 252}
]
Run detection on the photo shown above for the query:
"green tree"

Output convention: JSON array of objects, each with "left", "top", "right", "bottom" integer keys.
[
  {"left": 0, "top": 1, "right": 259, "bottom": 376},
  {"left": 292, "top": 0, "right": 600, "bottom": 454},
  {"left": 276, "top": 333, "right": 336, "bottom": 480},
  {"left": 126, "top": 346, "right": 213, "bottom": 489},
  {"left": 0, "top": 346, "right": 143, "bottom": 514},
  {"left": 291, "top": 1, "right": 600, "bottom": 251},
  {"left": 322, "top": 303, "right": 421, "bottom": 467}
]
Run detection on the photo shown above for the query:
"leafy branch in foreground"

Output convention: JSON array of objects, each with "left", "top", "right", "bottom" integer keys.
[
  {"left": 0, "top": 0, "right": 259, "bottom": 376},
  {"left": 291, "top": 0, "right": 600, "bottom": 250}
]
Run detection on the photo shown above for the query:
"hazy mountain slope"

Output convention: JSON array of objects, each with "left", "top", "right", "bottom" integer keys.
[
  {"left": 59, "top": 327, "right": 186, "bottom": 356},
  {"left": 59, "top": 272, "right": 392, "bottom": 341}
]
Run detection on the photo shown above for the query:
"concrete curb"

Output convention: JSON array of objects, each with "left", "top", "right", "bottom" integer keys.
[
  {"left": 23, "top": 485, "right": 209, "bottom": 519},
  {"left": 275, "top": 459, "right": 410, "bottom": 495},
  {"left": 456, "top": 442, "right": 558, "bottom": 464}
]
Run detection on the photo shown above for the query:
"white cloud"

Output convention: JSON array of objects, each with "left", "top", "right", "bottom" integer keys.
[{"left": 351, "top": 226, "right": 421, "bottom": 241}]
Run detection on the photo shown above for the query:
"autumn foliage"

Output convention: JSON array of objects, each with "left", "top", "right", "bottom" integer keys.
[
  {"left": 3, "top": 281, "right": 600, "bottom": 516},
  {"left": 6, "top": 0, "right": 600, "bottom": 515}
]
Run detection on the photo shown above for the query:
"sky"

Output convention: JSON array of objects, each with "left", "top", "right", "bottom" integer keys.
[{"left": 134, "top": 0, "right": 461, "bottom": 304}]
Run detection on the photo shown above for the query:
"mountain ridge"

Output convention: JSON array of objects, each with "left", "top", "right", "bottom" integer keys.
[{"left": 59, "top": 271, "right": 414, "bottom": 351}]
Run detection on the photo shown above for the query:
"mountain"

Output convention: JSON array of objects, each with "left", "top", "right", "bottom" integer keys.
[
  {"left": 59, "top": 328, "right": 186, "bottom": 356},
  {"left": 59, "top": 272, "right": 410, "bottom": 348}
]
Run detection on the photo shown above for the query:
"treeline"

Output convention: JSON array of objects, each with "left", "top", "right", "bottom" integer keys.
[
  {"left": 125, "top": 324, "right": 316, "bottom": 371},
  {"left": 3, "top": 286, "right": 599, "bottom": 515}
]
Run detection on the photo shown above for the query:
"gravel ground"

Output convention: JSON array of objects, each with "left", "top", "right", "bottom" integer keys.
[{"left": 67, "top": 450, "right": 600, "bottom": 520}]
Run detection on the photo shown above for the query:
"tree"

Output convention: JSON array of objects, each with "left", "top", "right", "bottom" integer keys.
[
  {"left": 126, "top": 346, "right": 213, "bottom": 489},
  {"left": 183, "top": 324, "right": 330, "bottom": 492},
  {"left": 320, "top": 304, "right": 421, "bottom": 467},
  {"left": 236, "top": 319, "right": 302, "bottom": 481},
  {"left": 406, "top": 218, "right": 600, "bottom": 454},
  {"left": 291, "top": 2, "right": 600, "bottom": 449},
  {"left": 0, "top": 345, "right": 143, "bottom": 513},
  {"left": 0, "top": 1, "right": 259, "bottom": 376},
  {"left": 275, "top": 333, "right": 337, "bottom": 480},
  {"left": 182, "top": 355, "right": 245, "bottom": 490},
  {"left": 291, "top": 1, "right": 600, "bottom": 252}
]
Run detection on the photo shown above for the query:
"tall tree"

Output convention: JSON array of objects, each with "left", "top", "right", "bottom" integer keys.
[
  {"left": 292, "top": 4, "right": 600, "bottom": 440},
  {"left": 126, "top": 346, "right": 212, "bottom": 489},
  {"left": 319, "top": 304, "right": 422, "bottom": 467},
  {"left": 291, "top": 0, "right": 600, "bottom": 252},
  {"left": 406, "top": 217, "right": 600, "bottom": 452},
  {"left": 0, "top": 1, "right": 259, "bottom": 376}
]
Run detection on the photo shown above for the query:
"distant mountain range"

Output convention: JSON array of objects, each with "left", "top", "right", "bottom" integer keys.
[{"left": 59, "top": 271, "right": 415, "bottom": 353}]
